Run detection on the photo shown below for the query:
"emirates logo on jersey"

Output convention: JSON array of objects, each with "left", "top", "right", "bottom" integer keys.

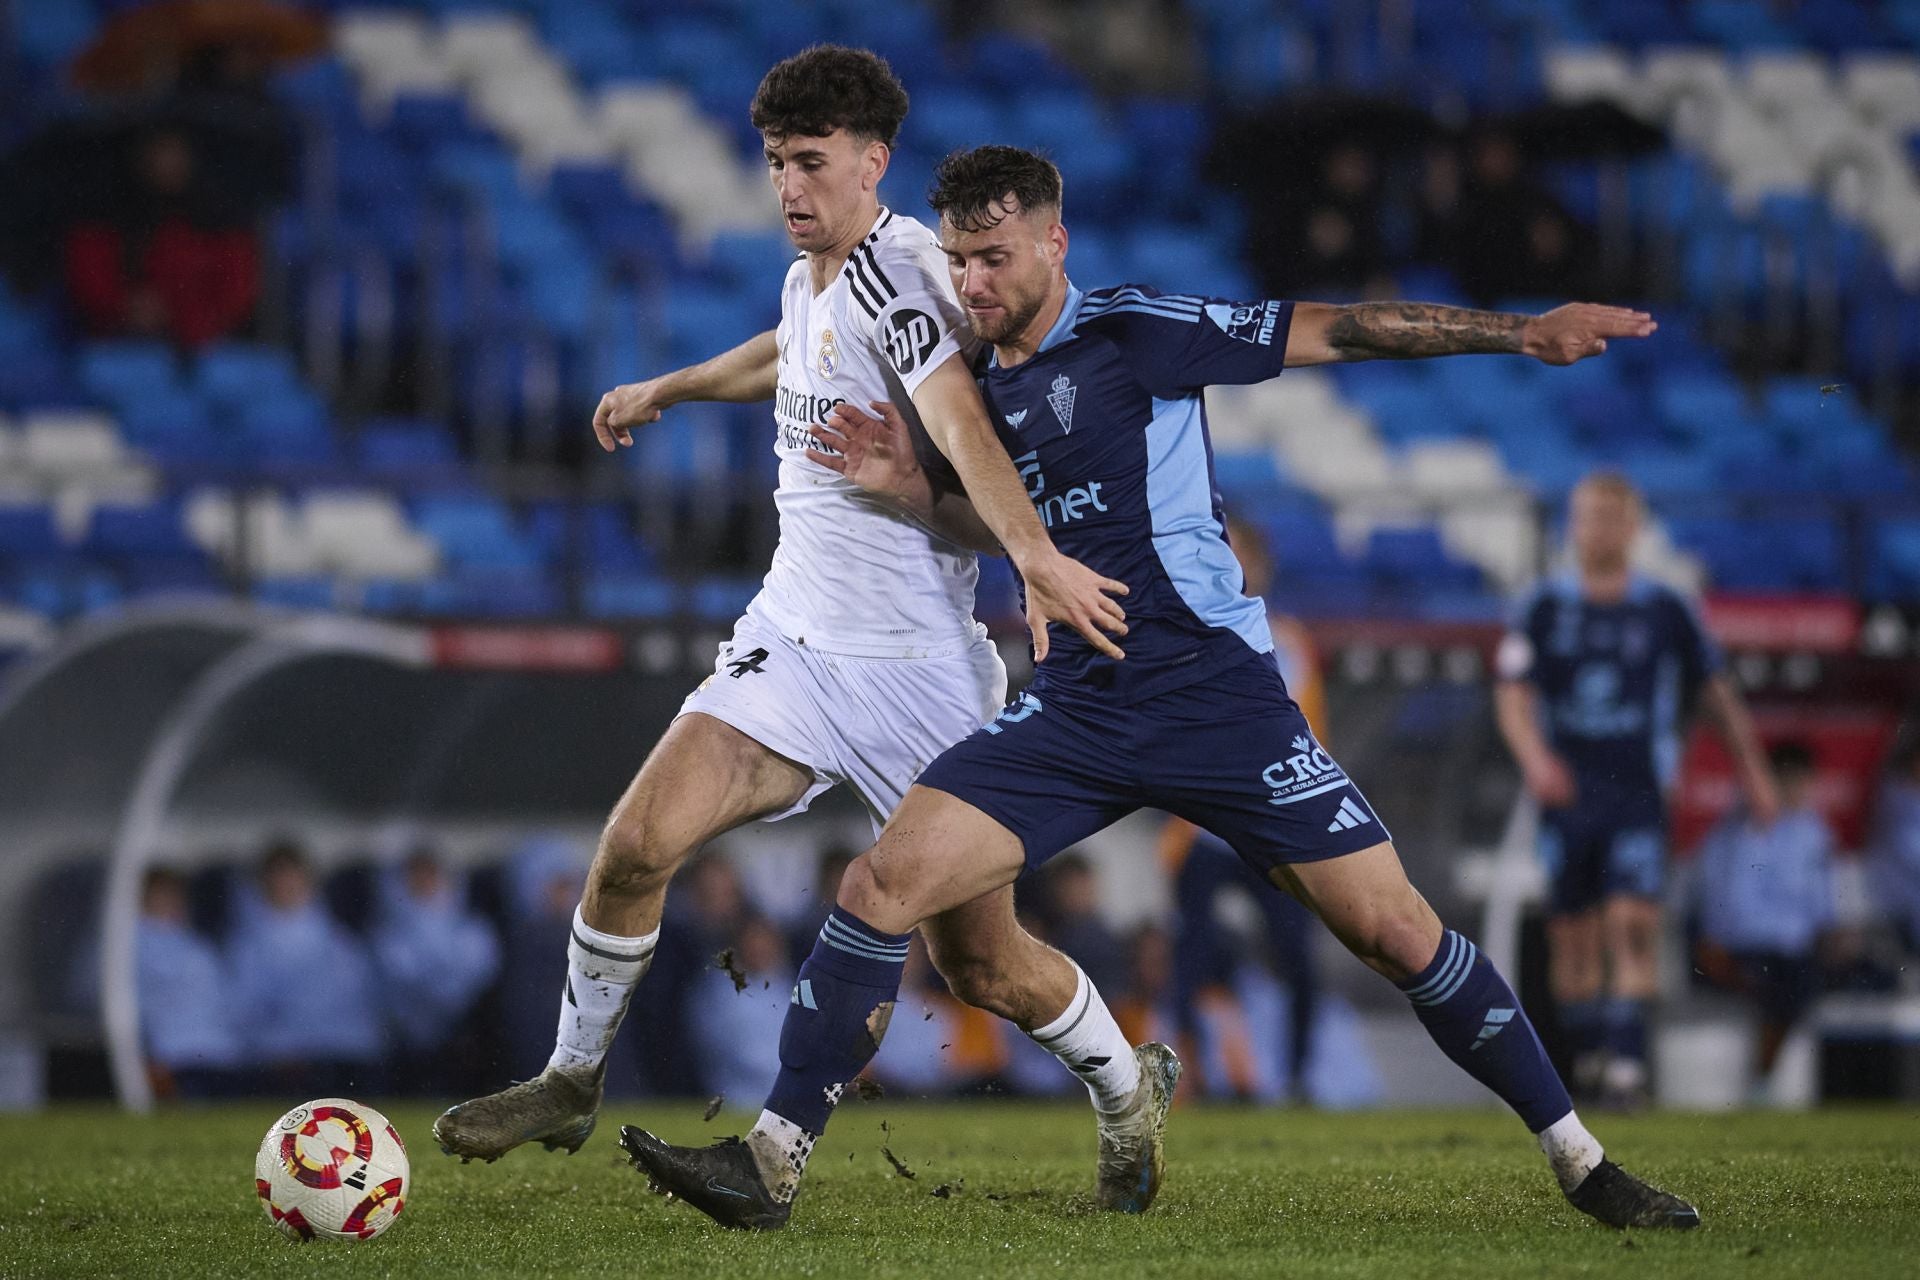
[{"left": 817, "top": 327, "right": 839, "bottom": 378}]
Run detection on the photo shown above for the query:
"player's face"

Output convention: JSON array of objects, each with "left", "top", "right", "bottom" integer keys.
[
  {"left": 1570, "top": 484, "right": 1640, "bottom": 572},
  {"left": 764, "top": 129, "right": 886, "bottom": 255},
  {"left": 940, "top": 203, "right": 1065, "bottom": 345}
]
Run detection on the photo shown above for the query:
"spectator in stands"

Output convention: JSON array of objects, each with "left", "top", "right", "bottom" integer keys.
[
  {"left": 138, "top": 866, "right": 241, "bottom": 1100},
  {"left": 1113, "top": 923, "right": 1178, "bottom": 1051},
  {"left": 1869, "top": 741, "right": 1920, "bottom": 954},
  {"left": 499, "top": 835, "right": 590, "bottom": 1083},
  {"left": 226, "top": 839, "right": 384, "bottom": 1095},
  {"left": 631, "top": 851, "right": 753, "bottom": 1096},
  {"left": 1694, "top": 741, "right": 1836, "bottom": 1092},
  {"left": 1256, "top": 140, "right": 1392, "bottom": 297},
  {"left": 372, "top": 847, "right": 502, "bottom": 1093},
  {"left": 1451, "top": 130, "right": 1594, "bottom": 303},
  {"left": 61, "top": 125, "right": 260, "bottom": 348},
  {"left": 1160, "top": 515, "right": 1324, "bottom": 1100},
  {"left": 1033, "top": 853, "right": 1127, "bottom": 998},
  {"left": 688, "top": 914, "right": 793, "bottom": 1104},
  {"left": 1497, "top": 471, "right": 1777, "bottom": 1108}
]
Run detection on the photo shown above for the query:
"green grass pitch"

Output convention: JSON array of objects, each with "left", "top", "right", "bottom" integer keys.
[{"left": 2, "top": 1101, "right": 1915, "bottom": 1278}]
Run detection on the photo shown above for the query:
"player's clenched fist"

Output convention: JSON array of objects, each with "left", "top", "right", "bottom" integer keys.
[
  {"left": 1521, "top": 303, "right": 1657, "bottom": 366},
  {"left": 592, "top": 378, "right": 672, "bottom": 452}
]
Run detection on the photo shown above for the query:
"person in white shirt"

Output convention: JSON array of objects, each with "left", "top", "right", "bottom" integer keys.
[{"left": 435, "top": 45, "right": 1161, "bottom": 1210}]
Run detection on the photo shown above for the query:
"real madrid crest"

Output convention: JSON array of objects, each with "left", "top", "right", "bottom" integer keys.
[{"left": 817, "top": 327, "right": 839, "bottom": 378}]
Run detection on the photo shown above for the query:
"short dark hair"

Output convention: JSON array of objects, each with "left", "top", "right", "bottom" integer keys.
[
  {"left": 258, "top": 836, "right": 310, "bottom": 880},
  {"left": 750, "top": 45, "right": 909, "bottom": 147},
  {"left": 928, "top": 145, "right": 1063, "bottom": 232}
]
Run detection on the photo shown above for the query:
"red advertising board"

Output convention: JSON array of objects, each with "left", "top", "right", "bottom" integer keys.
[{"left": 1670, "top": 707, "right": 1902, "bottom": 854}]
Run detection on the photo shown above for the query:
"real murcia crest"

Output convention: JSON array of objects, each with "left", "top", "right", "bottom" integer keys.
[
  {"left": 1047, "top": 373, "right": 1077, "bottom": 433},
  {"left": 817, "top": 327, "right": 839, "bottom": 378}
]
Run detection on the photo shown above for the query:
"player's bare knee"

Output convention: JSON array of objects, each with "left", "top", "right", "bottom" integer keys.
[
  {"left": 592, "top": 806, "right": 684, "bottom": 900},
  {"left": 834, "top": 851, "right": 893, "bottom": 921}
]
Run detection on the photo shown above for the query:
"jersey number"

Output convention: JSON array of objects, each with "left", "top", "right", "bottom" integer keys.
[
  {"left": 726, "top": 648, "right": 770, "bottom": 678},
  {"left": 982, "top": 691, "right": 1041, "bottom": 735}
]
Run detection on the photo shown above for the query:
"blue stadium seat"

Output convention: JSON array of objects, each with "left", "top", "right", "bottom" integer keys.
[
  {"left": 1259, "top": 510, "right": 1343, "bottom": 567},
  {"left": 0, "top": 506, "right": 64, "bottom": 556},
  {"left": 913, "top": 90, "right": 1005, "bottom": 155},
  {"left": 413, "top": 495, "right": 546, "bottom": 573},
  {"left": 80, "top": 342, "right": 178, "bottom": 408},
  {"left": 121, "top": 557, "right": 225, "bottom": 598},
  {"left": 1211, "top": 451, "right": 1289, "bottom": 506},
  {"left": 388, "top": 91, "right": 484, "bottom": 151},
  {"left": 196, "top": 344, "right": 302, "bottom": 410},
  {"left": 85, "top": 502, "right": 201, "bottom": 559},
  {"left": 584, "top": 572, "right": 679, "bottom": 619},
  {"left": 432, "top": 144, "right": 525, "bottom": 203},
  {"left": 15, "top": 0, "right": 95, "bottom": 64},
  {"left": 358, "top": 419, "right": 462, "bottom": 474},
  {"left": 546, "top": 162, "right": 630, "bottom": 217},
  {"left": 254, "top": 577, "right": 339, "bottom": 610},
  {"left": 691, "top": 576, "right": 762, "bottom": 622},
  {"left": 416, "top": 573, "right": 565, "bottom": 618}
]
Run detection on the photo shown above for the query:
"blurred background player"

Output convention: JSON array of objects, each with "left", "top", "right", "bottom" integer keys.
[
  {"left": 370, "top": 846, "right": 501, "bottom": 1096},
  {"left": 1495, "top": 471, "right": 1778, "bottom": 1109},
  {"left": 1159, "top": 515, "right": 1325, "bottom": 1102},
  {"left": 1869, "top": 742, "right": 1920, "bottom": 958},
  {"left": 1693, "top": 740, "right": 1835, "bottom": 1101},
  {"left": 226, "top": 839, "right": 383, "bottom": 1097},
  {"left": 135, "top": 866, "right": 241, "bottom": 1101}
]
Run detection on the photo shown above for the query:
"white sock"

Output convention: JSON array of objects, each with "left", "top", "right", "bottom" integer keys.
[
  {"left": 747, "top": 1108, "right": 817, "bottom": 1204},
  {"left": 547, "top": 906, "right": 657, "bottom": 1074},
  {"left": 1027, "top": 962, "right": 1140, "bottom": 1115},
  {"left": 1538, "top": 1110, "right": 1605, "bottom": 1193}
]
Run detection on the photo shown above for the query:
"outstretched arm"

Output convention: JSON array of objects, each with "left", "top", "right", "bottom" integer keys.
[
  {"left": 1284, "top": 301, "right": 1656, "bottom": 368},
  {"left": 592, "top": 330, "right": 779, "bottom": 451}
]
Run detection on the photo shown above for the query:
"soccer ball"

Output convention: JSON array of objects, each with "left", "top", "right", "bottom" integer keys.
[{"left": 254, "top": 1098, "right": 409, "bottom": 1243}]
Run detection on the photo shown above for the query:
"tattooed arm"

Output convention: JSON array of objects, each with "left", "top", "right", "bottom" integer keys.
[{"left": 1284, "top": 301, "right": 1656, "bottom": 367}]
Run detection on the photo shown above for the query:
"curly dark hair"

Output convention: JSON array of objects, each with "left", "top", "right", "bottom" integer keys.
[
  {"left": 927, "top": 145, "right": 1063, "bottom": 232},
  {"left": 750, "top": 45, "right": 909, "bottom": 146}
]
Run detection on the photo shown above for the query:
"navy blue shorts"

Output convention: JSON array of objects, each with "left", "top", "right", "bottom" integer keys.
[
  {"left": 1538, "top": 801, "right": 1665, "bottom": 914},
  {"left": 915, "top": 653, "right": 1389, "bottom": 876}
]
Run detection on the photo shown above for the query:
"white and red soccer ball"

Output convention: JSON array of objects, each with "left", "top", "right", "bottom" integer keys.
[{"left": 254, "top": 1098, "right": 409, "bottom": 1243}]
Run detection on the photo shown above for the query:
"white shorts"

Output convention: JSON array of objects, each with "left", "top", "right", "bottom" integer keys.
[{"left": 678, "top": 608, "right": 1009, "bottom": 836}]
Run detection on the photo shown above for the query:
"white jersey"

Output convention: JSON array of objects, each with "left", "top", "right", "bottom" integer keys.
[{"left": 754, "top": 208, "right": 981, "bottom": 659}]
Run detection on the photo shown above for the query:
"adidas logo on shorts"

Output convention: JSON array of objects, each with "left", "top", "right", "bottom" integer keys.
[{"left": 1326, "top": 796, "right": 1372, "bottom": 833}]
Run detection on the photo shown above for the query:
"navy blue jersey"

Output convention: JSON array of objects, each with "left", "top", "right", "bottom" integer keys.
[
  {"left": 979, "top": 283, "right": 1297, "bottom": 703},
  {"left": 1497, "top": 574, "right": 1722, "bottom": 802}
]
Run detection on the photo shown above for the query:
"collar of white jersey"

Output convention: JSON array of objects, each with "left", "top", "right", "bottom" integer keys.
[{"left": 987, "top": 280, "right": 1084, "bottom": 371}]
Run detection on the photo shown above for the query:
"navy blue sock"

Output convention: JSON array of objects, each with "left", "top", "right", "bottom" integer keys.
[
  {"left": 1558, "top": 997, "right": 1607, "bottom": 1060},
  {"left": 1398, "top": 930, "right": 1572, "bottom": 1134},
  {"left": 763, "top": 907, "right": 910, "bottom": 1136},
  {"left": 1603, "top": 997, "right": 1648, "bottom": 1066}
]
